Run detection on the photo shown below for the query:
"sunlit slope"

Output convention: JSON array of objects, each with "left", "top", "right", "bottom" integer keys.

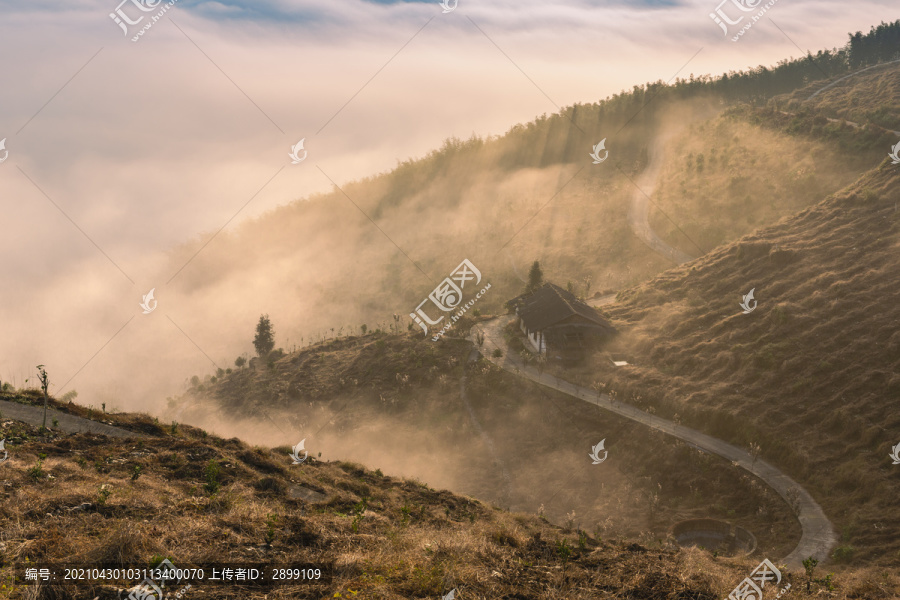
[
  {"left": 596, "top": 160, "right": 900, "bottom": 565},
  {"left": 163, "top": 331, "right": 799, "bottom": 558},
  {"left": 161, "top": 97, "right": 867, "bottom": 356},
  {"left": 785, "top": 59, "right": 900, "bottom": 131},
  {"left": 0, "top": 412, "right": 895, "bottom": 599}
]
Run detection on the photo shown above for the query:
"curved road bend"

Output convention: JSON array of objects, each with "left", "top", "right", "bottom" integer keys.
[
  {"left": 471, "top": 317, "right": 836, "bottom": 569},
  {"left": 0, "top": 399, "right": 149, "bottom": 439},
  {"left": 628, "top": 131, "right": 696, "bottom": 265}
]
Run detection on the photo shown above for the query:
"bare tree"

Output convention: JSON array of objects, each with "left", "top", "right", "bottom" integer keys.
[{"left": 36, "top": 365, "right": 49, "bottom": 431}]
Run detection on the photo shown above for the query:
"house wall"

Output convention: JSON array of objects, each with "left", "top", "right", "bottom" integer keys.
[{"left": 519, "top": 317, "right": 545, "bottom": 354}]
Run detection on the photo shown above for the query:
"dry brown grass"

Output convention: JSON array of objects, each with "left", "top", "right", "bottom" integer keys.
[
  {"left": 784, "top": 61, "right": 900, "bottom": 131},
  {"left": 564, "top": 159, "right": 900, "bottom": 570},
  {"left": 1, "top": 376, "right": 898, "bottom": 598}
]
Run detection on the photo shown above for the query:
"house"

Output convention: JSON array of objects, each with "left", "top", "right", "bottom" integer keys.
[{"left": 510, "top": 283, "right": 616, "bottom": 362}]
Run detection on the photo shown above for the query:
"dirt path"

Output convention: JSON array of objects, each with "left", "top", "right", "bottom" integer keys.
[
  {"left": 806, "top": 59, "right": 900, "bottom": 101},
  {"left": 0, "top": 399, "right": 149, "bottom": 439},
  {"left": 778, "top": 110, "right": 900, "bottom": 137},
  {"left": 471, "top": 317, "right": 836, "bottom": 569},
  {"left": 627, "top": 131, "right": 696, "bottom": 265}
]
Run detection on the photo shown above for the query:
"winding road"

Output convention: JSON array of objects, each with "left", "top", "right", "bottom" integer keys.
[
  {"left": 0, "top": 399, "right": 148, "bottom": 439},
  {"left": 629, "top": 61, "right": 900, "bottom": 266},
  {"left": 471, "top": 317, "right": 836, "bottom": 569},
  {"left": 627, "top": 130, "right": 696, "bottom": 265}
]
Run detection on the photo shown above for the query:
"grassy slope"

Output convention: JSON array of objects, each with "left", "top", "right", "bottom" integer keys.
[
  {"left": 1, "top": 391, "right": 898, "bottom": 598},
  {"left": 648, "top": 116, "right": 865, "bottom": 256},
  {"left": 564, "top": 159, "right": 900, "bottom": 568},
  {"left": 540, "top": 65, "right": 900, "bottom": 568},
  {"left": 160, "top": 95, "right": 867, "bottom": 356},
  {"left": 165, "top": 330, "right": 796, "bottom": 557},
  {"left": 783, "top": 61, "right": 900, "bottom": 131}
]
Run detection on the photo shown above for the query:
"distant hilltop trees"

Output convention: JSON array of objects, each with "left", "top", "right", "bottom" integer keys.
[
  {"left": 848, "top": 21, "right": 900, "bottom": 69},
  {"left": 493, "top": 19, "right": 900, "bottom": 168}
]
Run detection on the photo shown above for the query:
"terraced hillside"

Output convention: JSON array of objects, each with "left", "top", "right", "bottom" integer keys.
[{"left": 572, "top": 160, "right": 900, "bottom": 566}]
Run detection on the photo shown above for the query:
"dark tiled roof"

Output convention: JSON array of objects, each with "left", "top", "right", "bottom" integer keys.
[{"left": 517, "top": 283, "right": 614, "bottom": 332}]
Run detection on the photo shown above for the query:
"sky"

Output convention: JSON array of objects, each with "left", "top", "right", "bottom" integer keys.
[{"left": 0, "top": 0, "right": 895, "bottom": 411}]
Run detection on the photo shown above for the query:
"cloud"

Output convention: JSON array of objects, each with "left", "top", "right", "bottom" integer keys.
[{"left": 0, "top": 0, "right": 895, "bottom": 411}]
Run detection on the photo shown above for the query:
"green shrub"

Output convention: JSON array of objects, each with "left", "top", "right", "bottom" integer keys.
[
  {"left": 97, "top": 485, "right": 112, "bottom": 506},
  {"left": 578, "top": 530, "right": 588, "bottom": 550},
  {"left": 28, "top": 458, "right": 45, "bottom": 481},
  {"left": 351, "top": 498, "right": 369, "bottom": 533},
  {"left": 556, "top": 539, "right": 572, "bottom": 564},
  {"left": 204, "top": 460, "right": 222, "bottom": 495},
  {"left": 265, "top": 513, "right": 278, "bottom": 546},
  {"left": 832, "top": 545, "right": 855, "bottom": 562}
]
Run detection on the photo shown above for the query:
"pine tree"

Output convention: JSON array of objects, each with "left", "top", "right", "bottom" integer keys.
[
  {"left": 526, "top": 261, "right": 544, "bottom": 294},
  {"left": 253, "top": 315, "right": 275, "bottom": 357}
]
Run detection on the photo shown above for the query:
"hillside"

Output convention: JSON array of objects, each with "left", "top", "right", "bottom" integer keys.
[
  {"left": 1, "top": 396, "right": 899, "bottom": 598},
  {"left": 5, "top": 18, "right": 900, "bottom": 600},
  {"left": 145, "top": 43, "right": 900, "bottom": 390},
  {"left": 556, "top": 156, "right": 900, "bottom": 566},
  {"left": 163, "top": 329, "right": 801, "bottom": 561}
]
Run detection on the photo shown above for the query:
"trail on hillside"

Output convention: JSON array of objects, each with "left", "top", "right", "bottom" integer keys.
[
  {"left": 0, "top": 399, "right": 148, "bottom": 438},
  {"left": 627, "top": 131, "right": 696, "bottom": 265},
  {"left": 778, "top": 110, "right": 900, "bottom": 137},
  {"left": 806, "top": 59, "right": 900, "bottom": 101},
  {"left": 470, "top": 317, "right": 837, "bottom": 569}
]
